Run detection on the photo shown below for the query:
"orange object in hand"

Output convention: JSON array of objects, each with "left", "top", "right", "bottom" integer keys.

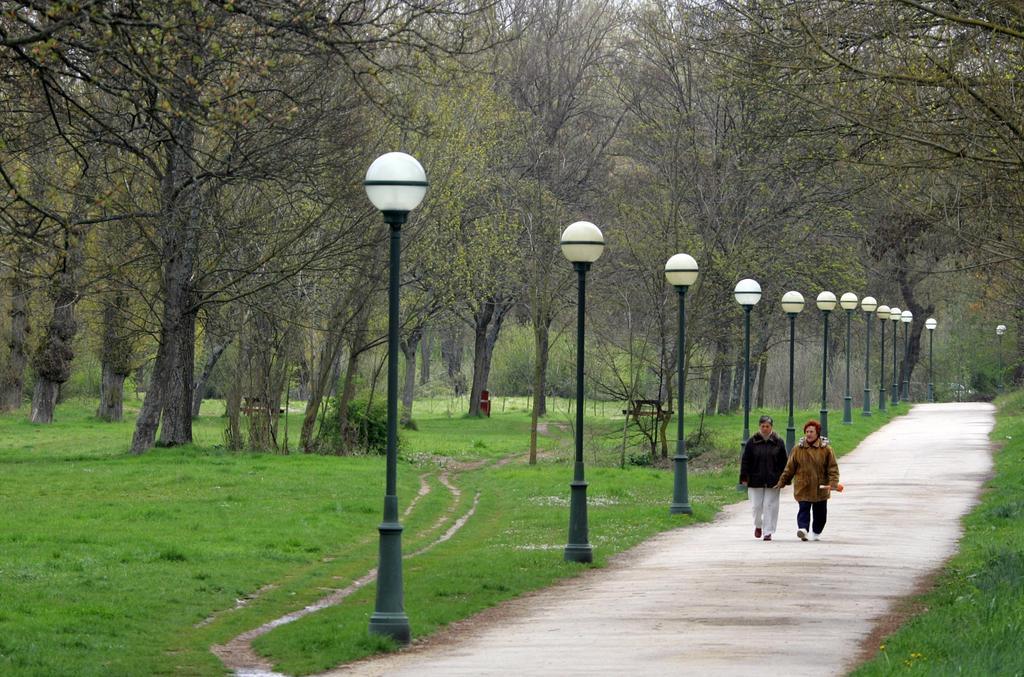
[{"left": 835, "top": 483, "right": 844, "bottom": 492}]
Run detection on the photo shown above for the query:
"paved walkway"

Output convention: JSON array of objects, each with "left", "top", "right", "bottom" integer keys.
[{"left": 329, "top": 403, "right": 994, "bottom": 676}]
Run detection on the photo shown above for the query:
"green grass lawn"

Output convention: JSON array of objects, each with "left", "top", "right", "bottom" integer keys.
[
  {"left": 852, "top": 391, "right": 1024, "bottom": 676},
  {"left": 0, "top": 395, "right": 907, "bottom": 675}
]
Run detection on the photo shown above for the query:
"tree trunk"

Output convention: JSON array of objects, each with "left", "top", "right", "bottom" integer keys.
[
  {"left": 1, "top": 249, "right": 31, "bottom": 412},
  {"left": 335, "top": 346, "right": 361, "bottom": 450},
  {"left": 729, "top": 351, "right": 744, "bottom": 412},
  {"left": 441, "top": 324, "right": 465, "bottom": 396},
  {"left": 131, "top": 345, "right": 166, "bottom": 454},
  {"left": 157, "top": 298, "right": 197, "bottom": 446},
  {"left": 29, "top": 224, "right": 84, "bottom": 424},
  {"left": 533, "top": 315, "right": 552, "bottom": 417},
  {"left": 755, "top": 355, "right": 768, "bottom": 409},
  {"left": 468, "top": 296, "right": 512, "bottom": 417},
  {"left": 419, "top": 327, "right": 431, "bottom": 385},
  {"left": 338, "top": 303, "right": 371, "bottom": 445},
  {"left": 899, "top": 271, "right": 933, "bottom": 400},
  {"left": 718, "top": 364, "right": 734, "bottom": 414},
  {"left": 400, "top": 326, "right": 422, "bottom": 425},
  {"left": 30, "top": 380, "right": 60, "bottom": 423},
  {"left": 295, "top": 356, "right": 311, "bottom": 401},
  {"left": 224, "top": 332, "right": 244, "bottom": 451},
  {"left": 247, "top": 311, "right": 278, "bottom": 452},
  {"left": 191, "top": 335, "right": 232, "bottom": 418},
  {"left": 96, "top": 290, "right": 133, "bottom": 422},
  {"left": 705, "top": 337, "right": 725, "bottom": 415},
  {"left": 131, "top": 112, "right": 200, "bottom": 454},
  {"left": 300, "top": 335, "right": 343, "bottom": 452},
  {"left": 528, "top": 316, "right": 552, "bottom": 465},
  {"left": 97, "top": 365, "right": 127, "bottom": 422}
]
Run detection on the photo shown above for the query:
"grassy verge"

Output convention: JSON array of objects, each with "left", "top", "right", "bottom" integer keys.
[
  {"left": 852, "top": 392, "right": 1024, "bottom": 676},
  {"left": 0, "top": 396, "right": 907, "bottom": 675}
]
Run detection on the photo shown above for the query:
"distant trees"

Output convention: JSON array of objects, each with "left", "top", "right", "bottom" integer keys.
[{"left": 1, "top": 0, "right": 1020, "bottom": 449}]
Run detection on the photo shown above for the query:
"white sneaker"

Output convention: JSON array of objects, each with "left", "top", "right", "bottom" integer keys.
[
  {"left": 810, "top": 532, "right": 820, "bottom": 541},
  {"left": 797, "top": 528, "right": 808, "bottom": 541}
]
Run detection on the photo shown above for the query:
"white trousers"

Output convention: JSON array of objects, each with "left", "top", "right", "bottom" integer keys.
[{"left": 748, "top": 487, "right": 781, "bottom": 535}]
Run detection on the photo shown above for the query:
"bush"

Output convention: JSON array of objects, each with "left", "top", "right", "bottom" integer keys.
[
  {"left": 319, "top": 397, "right": 391, "bottom": 455},
  {"left": 970, "top": 370, "right": 999, "bottom": 401}
]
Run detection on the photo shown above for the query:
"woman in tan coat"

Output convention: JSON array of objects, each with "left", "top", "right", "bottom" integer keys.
[{"left": 774, "top": 419, "right": 840, "bottom": 541}]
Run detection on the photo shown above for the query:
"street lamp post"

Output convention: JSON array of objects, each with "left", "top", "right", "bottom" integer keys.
[
  {"left": 665, "top": 254, "right": 699, "bottom": 515},
  {"left": 816, "top": 291, "right": 837, "bottom": 438},
  {"left": 889, "top": 307, "right": 901, "bottom": 406},
  {"left": 840, "top": 292, "right": 858, "bottom": 424},
  {"left": 781, "top": 291, "right": 805, "bottom": 452},
  {"left": 561, "top": 221, "right": 605, "bottom": 563},
  {"left": 997, "top": 324, "right": 1007, "bottom": 391},
  {"left": 861, "top": 297, "right": 877, "bottom": 415},
  {"left": 876, "top": 305, "right": 890, "bottom": 413},
  {"left": 925, "top": 317, "right": 937, "bottom": 402},
  {"left": 734, "top": 279, "right": 762, "bottom": 486},
  {"left": 364, "top": 151, "right": 428, "bottom": 645},
  {"left": 901, "top": 310, "right": 913, "bottom": 400}
]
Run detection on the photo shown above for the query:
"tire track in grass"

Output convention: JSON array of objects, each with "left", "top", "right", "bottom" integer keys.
[
  {"left": 196, "top": 473, "right": 433, "bottom": 633},
  {"left": 211, "top": 467, "right": 480, "bottom": 676}
]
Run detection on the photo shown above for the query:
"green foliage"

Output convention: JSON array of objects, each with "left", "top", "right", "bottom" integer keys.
[
  {"left": 320, "top": 397, "right": 390, "bottom": 455},
  {"left": 488, "top": 323, "right": 577, "bottom": 398}
]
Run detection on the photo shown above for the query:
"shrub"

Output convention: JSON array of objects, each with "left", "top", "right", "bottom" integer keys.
[{"left": 320, "top": 397, "right": 391, "bottom": 455}]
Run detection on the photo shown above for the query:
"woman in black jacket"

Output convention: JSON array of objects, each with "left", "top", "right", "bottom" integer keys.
[{"left": 740, "top": 415, "right": 789, "bottom": 541}]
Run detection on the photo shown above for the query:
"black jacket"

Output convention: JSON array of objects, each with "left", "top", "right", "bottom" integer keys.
[{"left": 739, "top": 431, "right": 788, "bottom": 488}]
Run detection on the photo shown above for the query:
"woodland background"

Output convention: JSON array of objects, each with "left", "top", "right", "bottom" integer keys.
[{"left": 1, "top": 0, "right": 1021, "bottom": 456}]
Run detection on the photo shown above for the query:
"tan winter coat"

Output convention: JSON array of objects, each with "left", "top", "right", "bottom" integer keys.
[{"left": 776, "top": 436, "right": 840, "bottom": 502}]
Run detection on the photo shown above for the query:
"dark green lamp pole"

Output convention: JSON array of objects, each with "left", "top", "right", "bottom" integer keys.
[
  {"left": 781, "top": 291, "right": 805, "bottom": 452},
  {"left": 560, "top": 220, "right": 604, "bottom": 563},
  {"left": 839, "top": 292, "right": 859, "bottom": 424},
  {"left": 364, "top": 151, "right": 428, "bottom": 645},
  {"left": 997, "top": 324, "right": 1007, "bottom": 391},
  {"left": 665, "top": 254, "right": 699, "bottom": 515},
  {"left": 890, "top": 307, "right": 901, "bottom": 406},
  {"left": 861, "top": 296, "right": 877, "bottom": 415},
  {"left": 901, "top": 310, "right": 913, "bottom": 401},
  {"left": 925, "top": 317, "right": 937, "bottom": 402},
  {"left": 816, "top": 291, "right": 837, "bottom": 438},
  {"left": 734, "top": 278, "right": 762, "bottom": 485},
  {"left": 877, "top": 304, "right": 889, "bottom": 412}
]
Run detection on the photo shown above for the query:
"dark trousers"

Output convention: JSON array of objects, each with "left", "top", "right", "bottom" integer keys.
[{"left": 797, "top": 500, "right": 828, "bottom": 534}]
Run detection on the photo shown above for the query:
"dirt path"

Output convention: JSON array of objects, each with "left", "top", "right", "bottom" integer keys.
[{"left": 322, "top": 403, "right": 994, "bottom": 676}]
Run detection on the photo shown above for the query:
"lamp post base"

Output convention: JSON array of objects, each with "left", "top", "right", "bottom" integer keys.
[
  {"left": 369, "top": 516, "right": 410, "bottom": 645},
  {"left": 820, "top": 409, "right": 829, "bottom": 438},
  {"left": 862, "top": 389, "right": 872, "bottom": 416},
  {"left": 928, "top": 383, "right": 934, "bottom": 402},
  {"left": 564, "top": 479, "right": 592, "bottom": 563},
  {"left": 368, "top": 612, "right": 411, "bottom": 645},
  {"left": 564, "top": 543, "right": 593, "bottom": 562},
  {"left": 785, "top": 426, "right": 796, "bottom": 453},
  {"left": 670, "top": 453, "right": 692, "bottom": 514},
  {"left": 842, "top": 396, "right": 853, "bottom": 424}
]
